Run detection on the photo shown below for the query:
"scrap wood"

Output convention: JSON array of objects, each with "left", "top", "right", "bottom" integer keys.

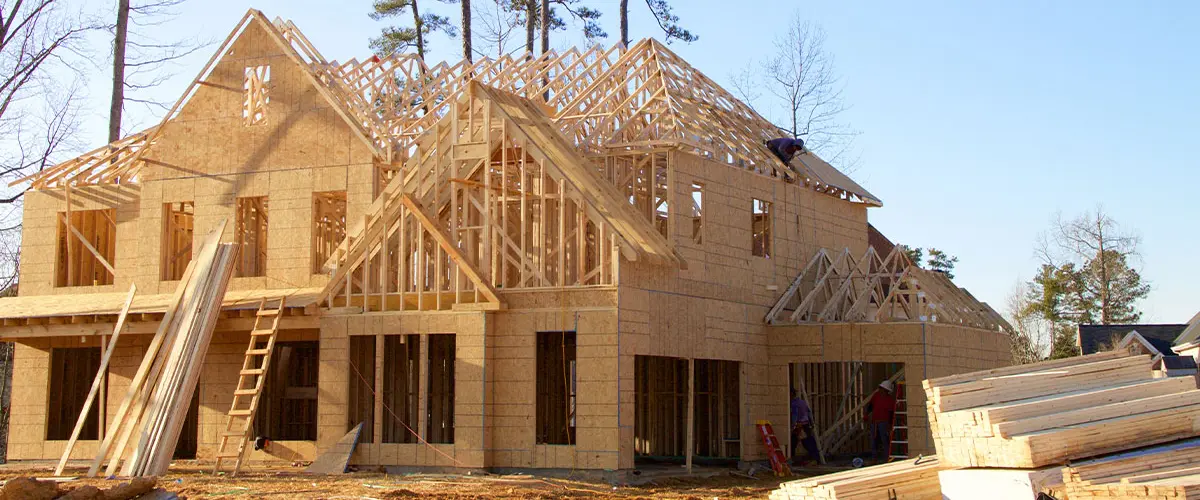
[{"left": 304, "top": 423, "right": 364, "bottom": 474}]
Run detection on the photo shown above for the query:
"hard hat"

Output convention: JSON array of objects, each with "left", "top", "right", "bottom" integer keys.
[{"left": 879, "top": 380, "right": 895, "bottom": 392}]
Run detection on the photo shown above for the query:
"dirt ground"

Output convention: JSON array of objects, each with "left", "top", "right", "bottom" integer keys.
[{"left": 0, "top": 463, "right": 804, "bottom": 499}]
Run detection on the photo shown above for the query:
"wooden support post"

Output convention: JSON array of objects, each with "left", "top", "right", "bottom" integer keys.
[
  {"left": 418, "top": 334, "right": 430, "bottom": 441},
  {"left": 686, "top": 357, "right": 695, "bottom": 474}
]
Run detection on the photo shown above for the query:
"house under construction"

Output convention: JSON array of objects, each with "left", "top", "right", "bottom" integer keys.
[{"left": 0, "top": 10, "right": 1011, "bottom": 470}]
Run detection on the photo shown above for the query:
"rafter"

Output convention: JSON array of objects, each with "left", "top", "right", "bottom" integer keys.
[
  {"left": 20, "top": 11, "right": 879, "bottom": 211},
  {"left": 767, "top": 246, "right": 1008, "bottom": 331}
]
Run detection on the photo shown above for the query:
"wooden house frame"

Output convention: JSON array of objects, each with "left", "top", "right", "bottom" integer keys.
[{"left": 0, "top": 10, "right": 1010, "bottom": 470}]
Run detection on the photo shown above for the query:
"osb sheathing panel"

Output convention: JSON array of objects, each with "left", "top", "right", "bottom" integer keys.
[
  {"left": 621, "top": 151, "right": 868, "bottom": 303},
  {"left": 19, "top": 20, "right": 374, "bottom": 297},
  {"left": 7, "top": 329, "right": 322, "bottom": 462},
  {"left": 322, "top": 312, "right": 491, "bottom": 468},
  {"left": 760, "top": 323, "right": 1011, "bottom": 458},
  {"left": 316, "top": 303, "right": 622, "bottom": 470},
  {"left": 612, "top": 151, "right": 870, "bottom": 467},
  {"left": 18, "top": 187, "right": 141, "bottom": 296}
]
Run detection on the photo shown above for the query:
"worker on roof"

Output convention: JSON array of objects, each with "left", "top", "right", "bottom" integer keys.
[
  {"left": 865, "top": 379, "right": 897, "bottom": 463},
  {"left": 765, "top": 137, "right": 805, "bottom": 165},
  {"left": 790, "top": 389, "right": 821, "bottom": 466}
]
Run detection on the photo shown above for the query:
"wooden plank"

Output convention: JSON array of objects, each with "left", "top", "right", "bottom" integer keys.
[
  {"left": 53, "top": 284, "right": 137, "bottom": 476},
  {"left": 87, "top": 219, "right": 226, "bottom": 477}
]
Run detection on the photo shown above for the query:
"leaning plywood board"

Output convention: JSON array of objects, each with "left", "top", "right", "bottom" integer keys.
[
  {"left": 924, "top": 351, "right": 1200, "bottom": 468},
  {"left": 769, "top": 456, "right": 945, "bottom": 500},
  {"left": 939, "top": 466, "right": 1063, "bottom": 500},
  {"left": 1063, "top": 439, "right": 1200, "bottom": 499},
  {"left": 304, "top": 422, "right": 364, "bottom": 474}
]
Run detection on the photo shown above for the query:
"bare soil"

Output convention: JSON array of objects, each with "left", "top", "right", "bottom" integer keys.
[{"left": 0, "top": 464, "right": 799, "bottom": 499}]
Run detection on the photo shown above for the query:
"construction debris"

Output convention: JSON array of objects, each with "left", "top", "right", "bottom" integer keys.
[
  {"left": 768, "top": 456, "right": 944, "bottom": 500},
  {"left": 304, "top": 422, "right": 364, "bottom": 474},
  {"left": 0, "top": 477, "right": 165, "bottom": 500},
  {"left": 87, "top": 221, "right": 238, "bottom": 478},
  {"left": 924, "top": 351, "right": 1200, "bottom": 468}
]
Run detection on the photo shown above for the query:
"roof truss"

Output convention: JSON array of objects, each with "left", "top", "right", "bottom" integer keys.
[
  {"left": 318, "top": 82, "right": 682, "bottom": 311},
  {"left": 22, "top": 12, "right": 879, "bottom": 208},
  {"left": 766, "top": 246, "right": 1010, "bottom": 331}
]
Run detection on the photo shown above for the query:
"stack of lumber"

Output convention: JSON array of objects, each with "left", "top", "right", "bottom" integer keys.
[
  {"left": 1062, "top": 439, "right": 1200, "bottom": 499},
  {"left": 923, "top": 351, "right": 1200, "bottom": 468},
  {"left": 769, "top": 456, "right": 945, "bottom": 500},
  {"left": 86, "top": 221, "right": 238, "bottom": 477}
]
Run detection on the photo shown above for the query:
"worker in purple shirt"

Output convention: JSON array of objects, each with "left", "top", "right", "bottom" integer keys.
[
  {"left": 766, "top": 137, "right": 806, "bottom": 165},
  {"left": 790, "top": 389, "right": 821, "bottom": 465}
]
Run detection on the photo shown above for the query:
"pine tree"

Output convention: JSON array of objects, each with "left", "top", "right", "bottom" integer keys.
[
  {"left": 1048, "top": 325, "right": 1081, "bottom": 359},
  {"left": 926, "top": 248, "right": 959, "bottom": 279},
  {"left": 370, "top": 0, "right": 457, "bottom": 58}
]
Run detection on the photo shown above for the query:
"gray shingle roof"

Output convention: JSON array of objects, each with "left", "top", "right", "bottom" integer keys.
[{"left": 1078, "top": 324, "right": 1187, "bottom": 355}]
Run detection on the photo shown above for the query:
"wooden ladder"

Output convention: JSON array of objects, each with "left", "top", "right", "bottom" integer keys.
[{"left": 212, "top": 297, "right": 285, "bottom": 476}]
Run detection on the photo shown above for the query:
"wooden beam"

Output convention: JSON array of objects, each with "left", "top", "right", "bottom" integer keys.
[
  {"left": 686, "top": 357, "right": 695, "bottom": 474},
  {"left": 54, "top": 284, "right": 136, "bottom": 476},
  {"left": 400, "top": 194, "right": 503, "bottom": 307}
]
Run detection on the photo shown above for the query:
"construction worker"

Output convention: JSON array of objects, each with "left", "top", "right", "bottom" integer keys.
[
  {"left": 790, "top": 389, "right": 820, "bottom": 465},
  {"left": 866, "top": 379, "right": 897, "bottom": 462},
  {"left": 765, "top": 137, "right": 805, "bottom": 165}
]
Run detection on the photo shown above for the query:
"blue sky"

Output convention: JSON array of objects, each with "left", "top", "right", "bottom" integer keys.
[{"left": 70, "top": 1, "right": 1198, "bottom": 323}]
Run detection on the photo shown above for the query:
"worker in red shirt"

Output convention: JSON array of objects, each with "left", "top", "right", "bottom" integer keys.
[{"left": 865, "top": 379, "right": 897, "bottom": 462}]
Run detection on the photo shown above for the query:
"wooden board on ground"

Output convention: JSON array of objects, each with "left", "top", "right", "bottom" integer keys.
[
  {"left": 923, "top": 351, "right": 1200, "bottom": 468},
  {"left": 769, "top": 456, "right": 945, "bottom": 500},
  {"left": 305, "top": 422, "right": 364, "bottom": 474},
  {"left": 938, "top": 466, "right": 1063, "bottom": 500}
]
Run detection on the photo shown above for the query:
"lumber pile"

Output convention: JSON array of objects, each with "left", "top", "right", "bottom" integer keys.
[
  {"left": 86, "top": 221, "right": 238, "bottom": 477},
  {"left": 769, "top": 456, "right": 945, "bottom": 500},
  {"left": 923, "top": 351, "right": 1200, "bottom": 468},
  {"left": 1062, "top": 439, "right": 1200, "bottom": 499}
]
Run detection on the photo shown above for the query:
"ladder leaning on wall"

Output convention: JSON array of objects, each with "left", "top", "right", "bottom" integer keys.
[{"left": 212, "top": 297, "right": 286, "bottom": 476}]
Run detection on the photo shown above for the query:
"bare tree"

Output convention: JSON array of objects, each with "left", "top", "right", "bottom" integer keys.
[
  {"left": 109, "top": 0, "right": 207, "bottom": 141},
  {"left": 1032, "top": 207, "right": 1150, "bottom": 325},
  {"left": 471, "top": 0, "right": 522, "bottom": 58},
  {"left": 1005, "top": 283, "right": 1051, "bottom": 364},
  {"left": 0, "top": 1, "right": 98, "bottom": 293},
  {"left": 764, "top": 18, "right": 855, "bottom": 161},
  {"left": 733, "top": 15, "right": 858, "bottom": 169}
]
